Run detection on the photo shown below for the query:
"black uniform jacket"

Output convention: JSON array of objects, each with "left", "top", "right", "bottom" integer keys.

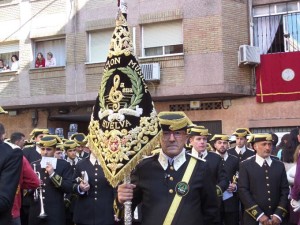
[
  {"left": 131, "top": 153, "right": 220, "bottom": 225},
  {"left": 238, "top": 155, "right": 289, "bottom": 225},
  {"left": 0, "top": 142, "right": 23, "bottom": 225},
  {"left": 72, "top": 158, "right": 115, "bottom": 225},
  {"left": 204, "top": 151, "right": 229, "bottom": 194},
  {"left": 227, "top": 147, "right": 255, "bottom": 162},
  {"left": 221, "top": 153, "right": 239, "bottom": 212},
  {"left": 23, "top": 145, "right": 41, "bottom": 163},
  {"left": 29, "top": 158, "right": 73, "bottom": 225}
]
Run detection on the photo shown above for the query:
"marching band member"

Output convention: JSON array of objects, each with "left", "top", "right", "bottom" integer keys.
[
  {"left": 210, "top": 134, "right": 239, "bottom": 225},
  {"left": 29, "top": 135, "right": 73, "bottom": 225}
]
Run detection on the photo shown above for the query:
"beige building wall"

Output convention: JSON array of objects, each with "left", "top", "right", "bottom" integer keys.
[{"left": 0, "top": 0, "right": 299, "bottom": 137}]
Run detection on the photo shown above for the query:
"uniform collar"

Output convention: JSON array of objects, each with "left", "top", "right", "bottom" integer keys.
[
  {"left": 158, "top": 149, "right": 186, "bottom": 171},
  {"left": 255, "top": 154, "right": 272, "bottom": 167},
  {"left": 5, "top": 141, "right": 19, "bottom": 149},
  {"left": 216, "top": 151, "right": 228, "bottom": 161},
  {"left": 235, "top": 145, "right": 246, "bottom": 155},
  {"left": 36, "top": 145, "right": 41, "bottom": 154},
  {"left": 67, "top": 157, "right": 79, "bottom": 165},
  {"left": 89, "top": 153, "right": 98, "bottom": 166},
  {"left": 191, "top": 148, "right": 208, "bottom": 159},
  {"left": 76, "top": 151, "right": 86, "bottom": 158}
]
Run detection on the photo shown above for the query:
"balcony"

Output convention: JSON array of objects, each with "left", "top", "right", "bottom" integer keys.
[{"left": 254, "top": 12, "right": 300, "bottom": 54}]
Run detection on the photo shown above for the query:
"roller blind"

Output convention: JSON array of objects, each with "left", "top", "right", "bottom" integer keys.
[
  {"left": 143, "top": 20, "right": 182, "bottom": 48},
  {"left": 0, "top": 42, "right": 19, "bottom": 53},
  {"left": 89, "top": 29, "right": 114, "bottom": 63}
]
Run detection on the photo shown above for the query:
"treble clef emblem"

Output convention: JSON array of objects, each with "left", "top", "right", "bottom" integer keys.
[{"left": 108, "top": 75, "right": 123, "bottom": 111}]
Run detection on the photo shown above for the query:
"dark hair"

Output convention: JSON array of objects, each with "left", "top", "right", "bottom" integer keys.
[
  {"left": 36, "top": 52, "right": 44, "bottom": 62},
  {"left": 10, "top": 132, "right": 25, "bottom": 144},
  {"left": 47, "top": 52, "right": 53, "bottom": 58},
  {"left": 270, "top": 133, "right": 279, "bottom": 146},
  {"left": 11, "top": 54, "right": 19, "bottom": 61},
  {"left": 282, "top": 130, "right": 300, "bottom": 163},
  {"left": 0, "top": 123, "right": 5, "bottom": 142}
]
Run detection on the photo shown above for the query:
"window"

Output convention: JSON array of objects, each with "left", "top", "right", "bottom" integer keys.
[
  {"left": 0, "top": 42, "right": 19, "bottom": 71},
  {"left": 34, "top": 38, "right": 65, "bottom": 68},
  {"left": 253, "top": 2, "right": 300, "bottom": 54},
  {"left": 88, "top": 29, "right": 114, "bottom": 63},
  {"left": 142, "top": 20, "right": 183, "bottom": 57}
]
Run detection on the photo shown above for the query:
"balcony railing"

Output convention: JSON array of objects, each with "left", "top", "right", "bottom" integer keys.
[{"left": 254, "top": 12, "right": 300, "bottom": 54}]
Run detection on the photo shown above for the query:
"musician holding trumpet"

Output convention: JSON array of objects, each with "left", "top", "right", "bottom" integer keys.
[
  {"left": 210, "top": 134, "right": 240, "bottom": 225},
  {"left": 29, "top": 135, "right": 73, "bottom": 225}
]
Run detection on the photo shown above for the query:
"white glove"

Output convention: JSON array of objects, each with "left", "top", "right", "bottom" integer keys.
[{"left": 291, "top": 199, "right": 300, "bottom": 212}]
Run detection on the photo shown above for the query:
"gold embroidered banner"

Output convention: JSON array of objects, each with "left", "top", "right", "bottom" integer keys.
[{"left": 88, "top": 11, "right": 161, "bottom": 187}]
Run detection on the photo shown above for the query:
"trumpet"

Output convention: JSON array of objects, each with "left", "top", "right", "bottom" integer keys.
[
  {"left": 232, "top": 171, "right": 239, "bottom": 184},
  {"left": 33, "top": 163, "right": 47, "bottom": 219}
]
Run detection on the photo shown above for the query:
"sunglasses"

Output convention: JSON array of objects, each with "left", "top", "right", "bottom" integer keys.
[{"left": 41, "top": 147, "right": 54, "bottom": 151}]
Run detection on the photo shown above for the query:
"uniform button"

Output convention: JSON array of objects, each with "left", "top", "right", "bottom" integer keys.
[
  {"left": 42, "top": 197, "right": 45, "bottom": 199},
  {"left": 267, "top": 184, "right": 269, "bottom": 186},
  {"left": 169, "top": 189, "right": 174, "bottom": 194},
  {"left": 268, "top": 198, "right": 271, "bottom": 201},
  {"left": 95, "top": 191, "right": 97, "bottom": 194},
  {"left": 170, "top": 166, "right": 174, "bottom": 170},
  {"left": 266, "top": 177, "right": 269, "bottom": 179},
  {"left": 95, "top": 179, "right": 98, "bottom": 182},
  {"left": 95, "top": 168, "right": 98, "bottom": 171},
  {"left": 95, "top": 173, "right": 98, "bottom": 176},
  {"left": 44, "top": 177, "right": 47, "bottom": 180},
  {"left": 265, "top": 170, "right": 268, "bottom": 173},
  {"left": 169, "top": 177, "right": 174, "bottom": 181},
  {"left": 45, "top": 170, "right": 47, "bottom": 173},
  {"left": 95, "top": 185, "right": 98, "bottom": 188},
  {"left": 269, "top": 206, "right": 272, "bottom": 209},
  {"left": 94, "top": 197, "right": 97, "bottom": 200},
  {"left": 43, "top": 190, "right": 45, "bottom": 193},
  {"left": 268, "top": 191, "right": 270, "bottom": 193}
]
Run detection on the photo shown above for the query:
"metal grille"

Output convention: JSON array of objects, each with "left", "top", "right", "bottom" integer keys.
[{"left": 169, "top": 102, "right": 222, "bottom": 111}]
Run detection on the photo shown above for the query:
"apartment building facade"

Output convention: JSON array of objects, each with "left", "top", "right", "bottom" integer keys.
[{"left": 0, "top": 0, "right": 299, "bottom": 138}]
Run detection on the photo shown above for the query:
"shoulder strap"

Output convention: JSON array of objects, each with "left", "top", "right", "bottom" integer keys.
[{"left": 163, "top": 157, "right": 197, "bottom": 225}]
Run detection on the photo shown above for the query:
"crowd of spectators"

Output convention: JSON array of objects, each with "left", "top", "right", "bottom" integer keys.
[
  {"left": 0, "top": 51, "right": 57, "bottom": 72},
  {"left": 35, "top": 52, "right": 56, "bottom": 68}
]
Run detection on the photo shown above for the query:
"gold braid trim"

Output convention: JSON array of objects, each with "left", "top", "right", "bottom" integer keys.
[
  {"left": 216, "top": 185, "right": 223, "bottom": 197},
  {"left": 277, "top": 206, "right": 288, "bottom": 213},
  {"left": 89, "top": 131, "right": 162, "bottom": 188},
  {"left": 158, "top": 114, "right": 190, "bottom": 131},
  {"left": 188, "top": 127, "right": 211, "bottom": 136},
  {"left": 245, "top": 205, "right": 260, "bottom": 220},
  {"left": 51, "top": 173, "right": 62, "bottom": 188}
]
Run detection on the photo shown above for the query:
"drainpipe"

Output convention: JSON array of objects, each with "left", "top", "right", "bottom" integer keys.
[{"left": 248, "top": 0, "right": 256, "bottom": 96}]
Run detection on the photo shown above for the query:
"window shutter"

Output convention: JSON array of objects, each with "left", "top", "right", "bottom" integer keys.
[
  {"left": 89, "top": 29, "right": 114, "bottom": 63},
  {"left": 0, "top": 42, "right": 19, "bottom": 53},
  {"left": 143, "top": 20, "right": 182, "bottom": 48}
]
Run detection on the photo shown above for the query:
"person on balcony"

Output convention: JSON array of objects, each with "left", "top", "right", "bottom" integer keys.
[
  {"left": 35, "top": 53, "right": 45, "bottom": 68},
  {"left": 45, "top": 52, "right": 56, "bottom": 67},
  {"left": 11, "top": 55, "right": 19, "bottom": 71},
  {"left": 0, "top": 59, "right": 9, "bottom": 72}
]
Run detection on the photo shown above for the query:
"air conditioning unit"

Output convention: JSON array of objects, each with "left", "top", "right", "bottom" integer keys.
[
  {"left": 238, "top": 45, "right": 260, "bottom": 66},
  {"left": 140, "top": 63, "right": 160, "bottom": 81}
]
